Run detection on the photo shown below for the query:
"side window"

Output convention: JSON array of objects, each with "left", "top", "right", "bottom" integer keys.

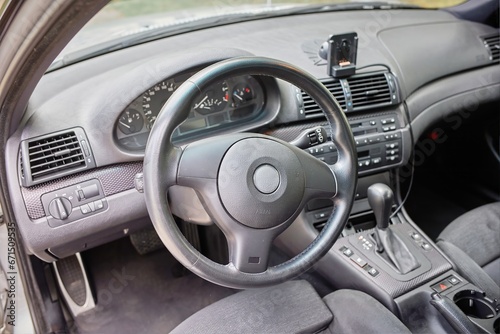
[{"left": 0, "top": 0, "right": 11, "bottom": 20}]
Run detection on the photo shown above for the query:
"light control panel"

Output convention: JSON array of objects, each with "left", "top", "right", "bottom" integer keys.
[{"left": 41, "top": 179, "right": 108, "bottom": 227}]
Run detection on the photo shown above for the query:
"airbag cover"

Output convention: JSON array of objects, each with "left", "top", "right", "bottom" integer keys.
[{"left": 218, "top": 138, "right": 304, "bottom": 229}]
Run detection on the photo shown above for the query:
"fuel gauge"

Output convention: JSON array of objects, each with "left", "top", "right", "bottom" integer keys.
[
  {"left": 231, "top": 83, "right": 254, "bottom": 107},
  {"left": 118, "top": 109, "right": 143, "bottom": 135}
]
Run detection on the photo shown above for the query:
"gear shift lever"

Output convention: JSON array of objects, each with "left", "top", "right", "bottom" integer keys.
[
  {"left": 367, "top": 183, "right": 393, "bottom": 252},
  {"left": 367, "top": 183, "right": 420, "bottom": 274}
]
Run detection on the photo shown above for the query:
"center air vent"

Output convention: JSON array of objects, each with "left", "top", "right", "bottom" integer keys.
[
  {"left": 20, "top": 128, "right": 95, "bottom": 187},
  {"left": 482, "top": 34, "right": 500, "bottom": 62},
  {"left": 301, "top": 80, "right": 345, "bottom": 116},
  {"left": 348, "top": 73, "right": 393, "bottom": 109},
  {"left": 299, "top": 71, "right": 399, "bottom": 119}
]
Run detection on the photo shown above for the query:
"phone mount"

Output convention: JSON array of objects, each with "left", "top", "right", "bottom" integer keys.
[{"left": 322, "top": 32, "right": 358, "bottom": 78}]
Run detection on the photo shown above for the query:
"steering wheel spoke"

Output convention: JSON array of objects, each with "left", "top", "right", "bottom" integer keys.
[
  {"left": 227, "top": 228, "right": 276, "bottom": 273},
  {"left": 177, "top": 134, "right": 250, "bottom": 183},
  {"left": 294, "top": 147, "right": 338, "bottom": 202}
]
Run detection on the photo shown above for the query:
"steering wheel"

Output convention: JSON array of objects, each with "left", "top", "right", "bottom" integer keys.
[{"left": 143, "top": 57, "right": 357, "bottom": 289}]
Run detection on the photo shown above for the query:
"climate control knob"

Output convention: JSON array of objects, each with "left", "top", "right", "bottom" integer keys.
[{"left": 48, "top": 197, "right": 72, "bottom": 220}]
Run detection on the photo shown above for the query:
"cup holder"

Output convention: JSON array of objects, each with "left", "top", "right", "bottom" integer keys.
[{"left": 453, "top": 290, "right": 497, "bottom": 319}]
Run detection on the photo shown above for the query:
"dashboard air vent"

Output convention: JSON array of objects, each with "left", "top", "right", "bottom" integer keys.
[
  {"left": 347, "top": 73, "right": 392, "bottom": 110},
  {"left": 482, "top": 34, "right": 500, "bottom": 62},
  {"left": 20, "top": 128, "right": 95, "bottom": 187},
  {"left": 299, "top": 71, "right": 399, "bottom": 119},
  {"left": 301, "top": 80, "right": 345, "bottom": 118}
]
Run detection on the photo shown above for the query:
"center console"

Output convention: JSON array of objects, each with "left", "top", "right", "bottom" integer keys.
[
  {"left": 275, "top": 166, "right": 499, "bottom": 334},
  {"left": 271, "top": 95, "right": 500, "bottom": 333}
]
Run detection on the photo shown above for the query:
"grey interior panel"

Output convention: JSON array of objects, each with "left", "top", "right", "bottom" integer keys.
[{"left": 378, "top": 21, "right": 494, "bottom": 96}]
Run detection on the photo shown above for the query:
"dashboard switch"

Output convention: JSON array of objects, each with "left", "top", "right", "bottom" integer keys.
[
  {"left": 77, "top": 189, "right": 85, "bottom": 201},
  {"left": 351, "top": 256, "right": 367, "bottom": 268},
  {"left": 81, "top": 184, "right": 99, "bottom": 199},
  {"left": 80, "top": 204, "right": 91, "bottom": 215},
  {"left": 421, "top": 242, "right": 431, "bottom": 251},
  {"left": 411, "top": 232, "right": 421, "bottom": 240},
  {"left": 94, "top": 199, "right": 104, "bottom": 211},
  {"left": 431, "top": 280, "right": 452, "bottom": 293},
  {"left": 340, "top": 247, "right": 353, "bottom": 257},
  {"left": 365, "top": 266, "right": 379, "bottom": 277},
  {"left": 48, "top": 197, "right": 72, "bottom": 220}
]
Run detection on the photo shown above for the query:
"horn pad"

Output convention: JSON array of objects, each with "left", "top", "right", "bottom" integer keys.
[{"left": 218, "top": 138, "right": 305, "bottom": 229}]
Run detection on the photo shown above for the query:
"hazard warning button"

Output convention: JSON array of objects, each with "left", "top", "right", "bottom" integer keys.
[{"left": 431, "top": 280, "right": 452, "bottom": 293}]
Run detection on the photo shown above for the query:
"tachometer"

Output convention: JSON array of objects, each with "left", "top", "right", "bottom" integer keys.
[
  {"left": 142, "top": 80, "right": 177, "bottom": 127},
  {"left": 193, "top": 81, "right": 229, "bottom": 115}
]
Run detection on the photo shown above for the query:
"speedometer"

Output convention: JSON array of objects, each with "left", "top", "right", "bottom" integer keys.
[{"left": 142, "top": 80, "right": 177, "bottom": 127}]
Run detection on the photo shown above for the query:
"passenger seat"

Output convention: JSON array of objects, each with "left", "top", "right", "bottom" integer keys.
[{"left": 436, "top": 202, "right": 500, "bottom": 299}]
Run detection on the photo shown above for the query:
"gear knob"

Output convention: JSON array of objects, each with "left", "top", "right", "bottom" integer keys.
[{"left": 367, "top": 183, "right": 394, "bottom": 230}]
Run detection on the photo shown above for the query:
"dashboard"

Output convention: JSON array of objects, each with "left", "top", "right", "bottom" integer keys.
[{"left": 6, "top": 9, "right": 500, "bottom": 261}]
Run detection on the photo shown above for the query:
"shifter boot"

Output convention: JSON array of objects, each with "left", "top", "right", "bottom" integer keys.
[{"left": 375, "top": 228, "right": 420, "bottom": 274}]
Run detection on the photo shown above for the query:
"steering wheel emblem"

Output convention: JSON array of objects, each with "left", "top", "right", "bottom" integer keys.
[{"left": 253, "top": 164, "right": 280, "bottom": 194}]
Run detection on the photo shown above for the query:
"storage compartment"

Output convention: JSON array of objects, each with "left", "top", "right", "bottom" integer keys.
[{"left": 453, "top": 290, "right": 497, "bottom": 319}]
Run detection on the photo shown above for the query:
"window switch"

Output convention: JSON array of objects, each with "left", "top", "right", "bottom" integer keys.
[
  {"left": 340, "top": 247, "right": 353, "bottom": 257},
  {"left": 351, "top": 256, "right": 367, "bottom": 268}
]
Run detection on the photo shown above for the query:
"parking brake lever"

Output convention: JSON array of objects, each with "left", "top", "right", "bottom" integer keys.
[{"left": 430, "top": 293, "right": 479, "bottom": 334}]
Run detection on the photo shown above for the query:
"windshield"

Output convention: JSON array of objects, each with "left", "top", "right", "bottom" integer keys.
[{"left": 53, "top": 0, "right": 465, "bottom": 69}]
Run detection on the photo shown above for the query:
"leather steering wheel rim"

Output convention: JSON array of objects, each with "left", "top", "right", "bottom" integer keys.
[{"left": 143, "top": 57, "right": 357, "bottom": 289}]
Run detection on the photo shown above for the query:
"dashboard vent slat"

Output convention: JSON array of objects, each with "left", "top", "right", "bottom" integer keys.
[
  {"left": 483, "top": 34, "right": 500, "bottom": 62},
  {"left": 20, "top": 128, "right": 96, "bottom": 187},
  {"left": 347, "top": 73, "right": 392, "bottom": 110},
  {"left": 301, "top": 80, "right": 346, "bottom": 118},
  {"left": 299, "top": 71, "right": 399, "bottom": 119}
]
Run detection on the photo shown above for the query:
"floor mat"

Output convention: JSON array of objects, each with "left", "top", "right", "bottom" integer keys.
[{"left": 75, "top": 238, "right": 235, "bottom": 333}]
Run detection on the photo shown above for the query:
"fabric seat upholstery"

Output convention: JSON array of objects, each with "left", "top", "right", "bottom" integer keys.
[
  {"left": 437, "top": 202, "right": 500, "bottom": 299},
  {"left": 171, "top": 280, "right": 411, "bottom": 334}
]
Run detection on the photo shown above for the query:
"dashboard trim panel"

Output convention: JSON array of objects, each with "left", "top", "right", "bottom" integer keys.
[{"left": 21, "top": 161, "right": 142, "bottom": 220}]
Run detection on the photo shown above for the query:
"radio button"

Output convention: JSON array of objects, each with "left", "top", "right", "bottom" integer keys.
[
  {"left": 386, "top": 143, "right": 399, "bottom": 149},
  {"left": 387, "top": 149, "right": 399, "bottom": 156},
  {"left": 358, "top": 160, "right": 371, "bottom": 167},
  {"left": 381, "top": 118, "right": 395, "bottom": 125}
]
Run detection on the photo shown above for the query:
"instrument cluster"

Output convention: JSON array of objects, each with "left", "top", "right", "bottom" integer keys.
[{"left": 115, "top": 71, "right": 265, "bottom": 150}]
